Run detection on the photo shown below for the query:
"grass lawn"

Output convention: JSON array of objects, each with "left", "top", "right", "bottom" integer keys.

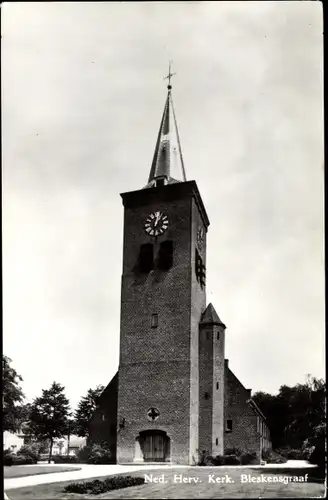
[
  {"left": 4, "top": 466, "right": 82, "bottom": 479},
  {"left": 6, "top": 466, "right": 325, "bottom": 499}
]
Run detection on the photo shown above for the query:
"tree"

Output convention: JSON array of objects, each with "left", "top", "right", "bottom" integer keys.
[
  {"left": 74, "top": 386, "right": 105, "bottom": 437},
  {"left": 253, "top": 375, "right": 325, "bottom": 451},
  {"left": 3, "top": 355, "right": 25, "bottom": 432},
  {"left": 27, "top": 382, "right": 71, "bottom": 463},
  {"left": 281, "top": 376, "right": 325, "bottom": 449},
  {"left": 251, "top": 391, "right": 284, "bottom": 447},
  {"left": 57, "top": 439, "right": 64, "bottom": 455},
  {"left": 18, "top": 403, "right": 33, "bottom": 438}
]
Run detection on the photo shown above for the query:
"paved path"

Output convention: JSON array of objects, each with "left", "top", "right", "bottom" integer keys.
[
  {"left": 4, "top": 460, "right": 315, "bottom": 491},
  {"left": 4, "top": 464, "right": 173, "bottom": 490}
]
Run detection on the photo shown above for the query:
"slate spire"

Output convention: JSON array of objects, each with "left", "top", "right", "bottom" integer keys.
[{"left": 145, "top": 63, "right": 187, "bottom": 189}]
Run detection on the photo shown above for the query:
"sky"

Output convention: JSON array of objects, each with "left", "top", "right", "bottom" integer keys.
[{"left": 2, "top": 1, "right": 324, "bottom": 410}]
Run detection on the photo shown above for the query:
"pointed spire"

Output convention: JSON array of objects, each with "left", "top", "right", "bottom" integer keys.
[
  {"left": 200, "top": 303, "right": 226, "bottom": 328},
  {"left": 145, "top": 63, "right": 187, "bottom": 189}
]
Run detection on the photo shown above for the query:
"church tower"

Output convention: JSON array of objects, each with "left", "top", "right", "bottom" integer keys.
[
  {"left": 117, "top": 69, "right": 210, "bottom": 465},
  {"left": 89, "top": 67, "right": 271, "bottom": 466}
]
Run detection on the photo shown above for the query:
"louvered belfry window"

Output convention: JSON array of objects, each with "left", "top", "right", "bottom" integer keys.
[
  {"left": 139, "top": 243, "right": 154, "bottom": 273},
  {"left": 195, "top": 248, "right": 206, "bottom": 287},
  {"left": 157, "top": 240, "right": 173, "bottom": 270}
]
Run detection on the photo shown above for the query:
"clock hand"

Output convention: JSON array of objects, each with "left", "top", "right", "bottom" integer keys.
[{"left": 154, "top": 214, "right": 161, "bottom": 228}]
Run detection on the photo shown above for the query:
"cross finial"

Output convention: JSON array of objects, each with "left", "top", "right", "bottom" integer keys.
[{"left": 163, "top": 61, "right": 176, "bottom": 90}]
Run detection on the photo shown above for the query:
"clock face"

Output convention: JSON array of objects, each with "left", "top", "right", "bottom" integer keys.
[
  {"left": 144, "top": 211, "right": 169, "bottom": 237},
  {"left": 197, "top": 227, "right": 205, "bottom": 248}
]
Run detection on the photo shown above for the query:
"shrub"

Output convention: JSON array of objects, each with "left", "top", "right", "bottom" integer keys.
[
  {"left": 301, "top": 440, "right": 315, "bottom": 461},
  {"left": 287, "top": 449, "right": 304, "bottom": 460},
  {"left": 76, "top": 443, "right": 114, "bottom": 464},
  {"left": 276, "top": 447, "right": 304, "bottom": 460},
  {"left": 262, "top": 449, "right": 287, "bottom": 464},
  {"left": 222, "top": 454, "right": 240, "bottom": 465},
  {"left": 4, "top": 453, "right": 36, "bottom": 465},
  {"left": 3, "top": 450, "right": 14, "bottom": 466},
  {"left": 52, "top": 455, "right": 78, "bottom": 464},
  {"left": 200, "top": 454, "right": 241, "bottom": 466},
  {"left": 197, "top": 450, "right": 219, "bottom": 466},
  {"left": 17, "top": 444, "right": 40, "bottom": 462},
  {"left": 14, "top": 455, "right": 36, "bottom": 465},
  {"left": 197, "top": 449, "right": 209, "bottom": 466},
  {"left": 64, "top": 476, "right": 145, "bottom": 494},
  {"left": 224, "top": 447, "right": 242, "bottom": 457},
  {"left": 76, "top": 445, "right": 91, "bottom": 463},
  {"left": 305, "top": 422, "right": 325, "bottom": 474},
  {"left": 206, "top": 455, "right": 222, "bottom": 466},
  {"left": 240, "top": 450, "right": 258, "bottom": 465},
  {"left": 308, "top": 445, "right": 325, "bottom": 467},
  {"left": 198, "top": 450, "right": 260, "bottom": 466}
]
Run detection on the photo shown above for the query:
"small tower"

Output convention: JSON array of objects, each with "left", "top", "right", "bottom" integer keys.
[
  {"left": 199, "top": 303, "right": 226, "bottom": 456},
  {"left": 117, "top": 66, "right": 209, "bottom": 464}
]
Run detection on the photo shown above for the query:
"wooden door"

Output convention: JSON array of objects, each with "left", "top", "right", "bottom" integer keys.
[{"left": 143, "top": 433, "right": 165, "bottom": 461}]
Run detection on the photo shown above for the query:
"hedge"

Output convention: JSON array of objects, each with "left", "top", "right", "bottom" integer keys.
[
  {"left": 52, "top": 455, "right": 78, "bottom": 464},
  {"left": 199, "top": 448, "right": 258, "bottom": 466},
  {"left": 4, "top": 453, "right": 36, "bottom": 466},
  {"left": 64, "top": 476, "right": 145, "bottom": 494},
  {"left": 276, "top": 448, "right": 305, "bottom": 460},
  {"left": 76, "top": 443, "right": 114, "bottom": 464},
  {"left": 262, "top": 449, "right": 287, "bottom": 464}
]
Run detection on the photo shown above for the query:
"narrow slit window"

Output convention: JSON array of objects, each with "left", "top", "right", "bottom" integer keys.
[
  {"left": 217, "top": 332, "right": 220, "bottom": 340},
  {"left": 226, "top": 419, "right": 233, "bottom": 432},
  {"left": 216, "top": 382, "right": 219, "bottom": 390},
  {"left": 151, "top": 313, "right": 158, "bottom": 328},
  {"left": 216, "top": 438, "right": 218, "bottom": 446},
  {"left": 204, "top": 392, "right": 210, "bottom": 400}
]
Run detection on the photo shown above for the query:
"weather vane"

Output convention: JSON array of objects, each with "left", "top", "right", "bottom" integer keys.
[{"left": 164, "top": 61, "right": 176, "bottom": 89}]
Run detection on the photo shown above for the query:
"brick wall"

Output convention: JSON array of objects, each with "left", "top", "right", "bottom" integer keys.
[
  {"left": 198, "top": 323, "right": 213, "bottom": 455},
  {"left": 189, "top": 197, "right": 207, "bottom": 462},
  {"left": 89, "top": 179, "right": 272, "bottom": 464},
  {"left": 224, "top": 363, "right": 261, "bottom": 460},
  {"left": 252, "top": 405, "right": 272, "bottom": 453},
  {"left": 89, "top": 373, "right": 118, "bottom": 461},
  {"left": 211, "top": 323, "right": 225, "bottom": 455},
  {"left": 198, "top": 315, "right": 225, "bottom": 458},
  {"left": 117, "top": 182, "right": 209, "bottom": 465}
]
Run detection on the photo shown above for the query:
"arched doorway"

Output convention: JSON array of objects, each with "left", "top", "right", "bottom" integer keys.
[{"left": 137, "top": 430, "right": 170, "bottom": 462}]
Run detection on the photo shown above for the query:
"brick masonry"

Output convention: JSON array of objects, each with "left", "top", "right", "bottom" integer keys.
[
  {"left": 88, "top": 373, "right": 118, "bottom": 461},
  {"left": 89, "top": 181, "right": 271, "bottom": 464},
  {"left": 224, "top": 361, "right": 271, "bottom": 458},
  {"left": 117, "top": 182, "right": 208, "bottom": 465}
]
